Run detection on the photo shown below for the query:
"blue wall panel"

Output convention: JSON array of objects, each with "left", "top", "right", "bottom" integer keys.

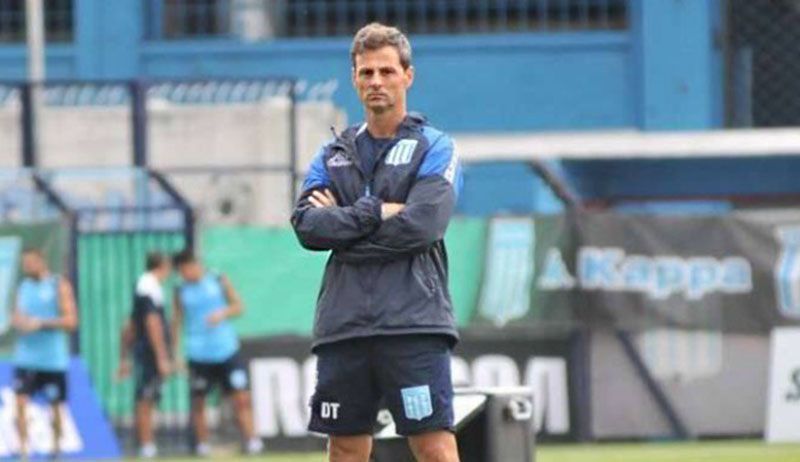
[
  {"left": 75, "top": 0, "right": 142, "bottom": 78},
  {"left": 139, "top": 33, "right": 633, "bottom": 131},
  {"left": 561, "top": 157, "right": 800, "bottom": 199},
  {"left": 630, "top": 0, "right": 721, "bottom": 130},
  {"left": 0, "top": 0, "right": 724, "bottom": 132},
  {"left": 457, "top": 162, "right": 564, "bottom": 216},
  {"left": 0, "top": 47, "right": 76, "bottom": 81},
  {"left": 411, "top": 34, "right": 633, "bottom": 131}
]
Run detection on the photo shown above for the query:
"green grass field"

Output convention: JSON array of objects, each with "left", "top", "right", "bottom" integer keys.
[{"left": 138, "top": 440, "right": 800, "bottom": 462}]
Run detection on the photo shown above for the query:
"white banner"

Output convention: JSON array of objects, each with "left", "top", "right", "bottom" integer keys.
[
  {"left": 766, "top": 327, "right": 800, "bottom": 442},
  {"left": 248, "top": 354, "right": 570, "bottom": 439}
]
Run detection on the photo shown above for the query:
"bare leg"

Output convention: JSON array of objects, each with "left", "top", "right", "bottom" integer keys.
[
  {"left": 230, "top": 390, "right": 262, "bottom": 454},
  {"left": 51, "top": 402, "right": 63, "bottom": 457},
  {"left": 230, "top": 390, "right": 254, "bottom": 440},
  {"left": 135, "top": 399, "right": 155, "bottom": 447},
  {"left": 408, "top": 430, "right": 460, "bottom": 462},
  {"left": 191, "top": 396, "right": 209, "bottom": 445},
  {"left": 15, "top": 394, "right": 29, "bottom": 459},
  {"left": 328, "top": 435, "right": 372, "bottom": 462}
]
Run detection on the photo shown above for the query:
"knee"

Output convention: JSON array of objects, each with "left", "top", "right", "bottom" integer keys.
[
  {"left": 190, "top": 399, "right": 206, "bottom": 414},
  {"left": 409, "top": 434, "right": 459, "bottom": 462},
  {"left": 234, "top": 391, "right": 251, "bottom": 409},
  {"left": 412, "top": 442, "right": 448, "bottom": 462},
  {"left": 328, "top": 437, "right": 370, "bottom": 462}
]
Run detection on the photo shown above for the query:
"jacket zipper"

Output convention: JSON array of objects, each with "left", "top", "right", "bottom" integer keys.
[
  {"left": 333, "top": 122, "right": 416, "bottom": 199},
  {"left": 366, "top": 136, "right": 404, "bottom": 198}
]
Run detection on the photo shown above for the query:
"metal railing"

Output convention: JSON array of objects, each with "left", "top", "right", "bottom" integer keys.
[
  {"left": 144, "top": 0, "right": 629, "bottom": 41},
  {"left": 725, "top": 0, "right": 800, "bottom": 128},
  {"left": 0, "top": 0, "right": 74, "bottom": 43}
]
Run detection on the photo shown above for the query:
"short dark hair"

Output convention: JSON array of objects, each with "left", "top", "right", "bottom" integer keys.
[
  {"left": 172, "top": 249, "right": 197, "bottom": 268},
  {"left": 145, "top": 252, "right": 168, "bottom": 271},
  {"left": 22, "top": 247, "right": 43, "bottom": 257}
]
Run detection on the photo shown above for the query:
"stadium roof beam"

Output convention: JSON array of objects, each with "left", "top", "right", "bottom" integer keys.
[{"left": 454, "top": 128, "right": 800, "bottom": 161}]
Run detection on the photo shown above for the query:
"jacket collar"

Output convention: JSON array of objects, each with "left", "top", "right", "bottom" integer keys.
[
  {"left": 328, "top": 113, "right": 428, "bottom": 178},
  {"left": 331, "top": 112, "right": 427, "bottom": 147}
]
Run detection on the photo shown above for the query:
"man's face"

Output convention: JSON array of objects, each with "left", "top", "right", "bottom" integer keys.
[
  {"left": 352, "top": 46, "right": 414, "bottom": 115},
  {"left": 21, "top": 253, "right": 44, "bottom": 278},
  {"left": 154, "top": 261, "right": 172, "bottom": 282},
  {"left": 178, "top": 262, "right": 202, "bottom": 282}
]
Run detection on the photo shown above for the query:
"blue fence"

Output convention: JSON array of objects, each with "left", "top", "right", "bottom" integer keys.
[
  {"left": 0, "top": 0, "right": 722, "bottom": 132},
  {"left": 4, "top": 0, "right": 630, "bottom": 44},
  {"left": 0, "top": 0, "right": 74, "bottom": 43},
  {"left": 144, "top": 0, "right": 629, "bottom": 40}
]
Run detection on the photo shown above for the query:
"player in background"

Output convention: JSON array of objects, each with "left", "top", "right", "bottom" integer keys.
[
  {"left": 117, "top": 252, "right": 174, "bottom": 459},
  {"left": 11, "top": 248, "right": 78, "bottom": 459},
  {"left": 171, "top": 249, "right": 262, "bottom": 456}
]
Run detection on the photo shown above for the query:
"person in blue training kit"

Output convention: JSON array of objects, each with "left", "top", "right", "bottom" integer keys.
[
  {"left": 117, "top": 252, "right": 174, "bottom": 459},
  {"left": 12, "top": 248, "right": 78, "bottom": 458},
  {"left": 171, "top": 249, "right": 263, "bottom": 457},
  {"left": 291, "top": 22, "right": 463, "bottom": 462}
]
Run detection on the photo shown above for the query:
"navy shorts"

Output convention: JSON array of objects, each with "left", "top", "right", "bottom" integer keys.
[
  {"left": 13, "top": 368, "right": 67, "bottom": 403},
  {"left": 134, "top": 352, "right": 163, "bottom": 403},
  {"left": 188, "top": 352, "right": 250, "bottom": 398},
  {"left": 309, "top": 335, "right": 454, "bottom": 436}
]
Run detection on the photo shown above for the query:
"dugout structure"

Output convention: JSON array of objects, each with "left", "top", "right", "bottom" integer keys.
[
  {"left": 0, "top": 74, "right": 321, "bottom": 453},
  {"left": 1, "top": 77, "right": 305, "bottom": 226}
]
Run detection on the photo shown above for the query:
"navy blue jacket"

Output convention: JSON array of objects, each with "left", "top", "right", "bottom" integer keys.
[{"left": 291, "top": 114, "right": 463, "bottom": 350}]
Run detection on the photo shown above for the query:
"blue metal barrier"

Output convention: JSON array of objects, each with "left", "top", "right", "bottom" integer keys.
[{"left": 144, "top": 0, "right": 629, "bottom": 40}]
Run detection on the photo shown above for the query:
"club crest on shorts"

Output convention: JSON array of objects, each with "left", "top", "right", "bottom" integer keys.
[
  {"left": 44, "top": 383, "right": 60, "bottom": 401},
  {"left": 401, "top": 385, "right": 433, "bottom": 421},
  {"left": 385, "top": 139, "right": 418, "bottom": 166},
  {"left": 229, "top": 369, "right": 248, "bottom": 390}
]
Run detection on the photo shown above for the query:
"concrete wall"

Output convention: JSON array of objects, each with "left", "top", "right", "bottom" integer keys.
[
  {"left": 0, "top": 109, "right": 21, "bottom": 169},
  {"left": 0, "top": 101, "right": 345, "bottom": 226}
]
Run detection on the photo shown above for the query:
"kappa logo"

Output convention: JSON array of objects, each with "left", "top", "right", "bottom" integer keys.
[
  {"left": 775, "top": 226, "right": 800, "bottom": 319},
  {"left": 385, "top": 139, "right": 418, "bottom": 166},
  {"left": 326, "top": 153, "right": 353, "bottom": 168}
]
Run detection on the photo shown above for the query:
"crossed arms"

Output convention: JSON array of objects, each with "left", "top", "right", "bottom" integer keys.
[{"left": 291, "top": 134, "right": 462, "bottom": 262}]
